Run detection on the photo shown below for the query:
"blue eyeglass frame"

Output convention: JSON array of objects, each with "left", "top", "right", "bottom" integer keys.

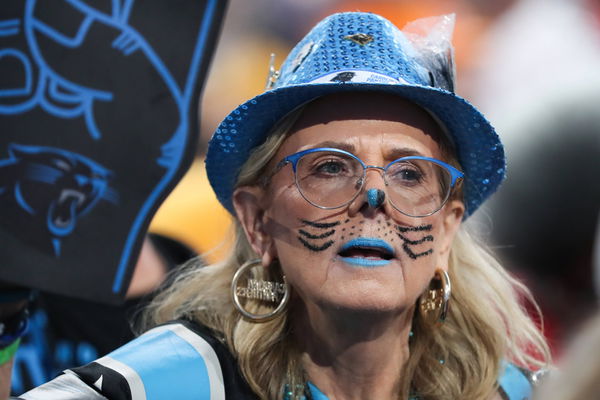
[{"left": 270, "top": 147, "right": 464, "bottom": 216}]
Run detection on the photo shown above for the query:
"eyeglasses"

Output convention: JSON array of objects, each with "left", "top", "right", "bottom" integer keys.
[{"left": 268, "top": 147, "right": 463, "bottom": 217}]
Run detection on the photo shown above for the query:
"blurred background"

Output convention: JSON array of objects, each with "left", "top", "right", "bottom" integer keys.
[{"left": 149, "top": 0, "right": 600, "bottom": 357}]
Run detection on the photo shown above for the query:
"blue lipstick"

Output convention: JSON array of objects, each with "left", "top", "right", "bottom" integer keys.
[{"left": 338, "top": 237, "right": 395, "bottom": 268}]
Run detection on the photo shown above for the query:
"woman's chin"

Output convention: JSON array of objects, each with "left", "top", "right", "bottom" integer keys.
[{"left": 316, "top": 285, "right": 412, "bottom": 315}]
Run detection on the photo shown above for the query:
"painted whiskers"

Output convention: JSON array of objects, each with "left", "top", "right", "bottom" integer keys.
[
  {"left": 296, "top": 218, "right": 434, "bottom": 260},
  {"left": 396, "top": 224, "right": 434, "bottom": 259},
  {"left": 297, "top": 219, "right": 339, "bottom": 252}
]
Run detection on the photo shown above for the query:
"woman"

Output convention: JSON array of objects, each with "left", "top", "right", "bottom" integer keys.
[{"left": 14, "top": 12, "right": 550, "bottom": 400}]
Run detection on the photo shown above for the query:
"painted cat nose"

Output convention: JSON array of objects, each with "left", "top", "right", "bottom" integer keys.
[{"left": 366, "top": 188, "right": 385, "bottom": 208}]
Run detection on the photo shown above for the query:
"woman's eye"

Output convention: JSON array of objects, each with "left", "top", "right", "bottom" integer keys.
[
  {"left": 391, "top": 166, "right": 423, "bottom": 183},
  {"left": 315, "top": 160, "right": 345, "bottom": 174},
  {"left": 400, "top": 169, "right": 421, "bottom": 180}
]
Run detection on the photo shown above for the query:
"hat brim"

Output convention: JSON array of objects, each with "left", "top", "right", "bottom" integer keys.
[{"left": 206, "top": 82, "right": 504, "bottom": 218}]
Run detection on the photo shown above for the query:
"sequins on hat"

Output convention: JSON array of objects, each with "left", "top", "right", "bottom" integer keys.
[{"left": 206, "top": 12, "right": 505, "bottom": 218}]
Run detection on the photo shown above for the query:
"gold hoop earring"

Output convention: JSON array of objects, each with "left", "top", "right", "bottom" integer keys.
[
  {"left": 231, "top": 259, "right": 290, "bottom": 322},
  {"left": 419, "top": 269, "right": 451, "bottom": 326}
]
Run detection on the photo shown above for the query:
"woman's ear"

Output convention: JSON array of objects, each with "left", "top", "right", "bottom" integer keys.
[
  {"left": 233, "top": 185, "right": 276, "bottom": 266},
  {"left": 436, "top": 199, "right": 465, "bottom": 268}
]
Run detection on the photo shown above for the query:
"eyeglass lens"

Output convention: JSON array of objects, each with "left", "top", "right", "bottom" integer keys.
[{"left": 295, "top": 151, "right": 452, "bottom": 217}]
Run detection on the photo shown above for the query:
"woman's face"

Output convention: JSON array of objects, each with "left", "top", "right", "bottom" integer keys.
[{"left": 234, "top": 92, "right": 464, "bottom": 315}]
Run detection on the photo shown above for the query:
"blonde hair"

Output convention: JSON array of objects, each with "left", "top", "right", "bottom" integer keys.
[{"left": 142, "top": 104, "right": 551, "bottom": 399}]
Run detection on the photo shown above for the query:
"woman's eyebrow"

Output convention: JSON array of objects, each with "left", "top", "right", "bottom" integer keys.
[
  {"left": 311, "top": 141, "right": 356, "bottom": 153},
  {"left": 308, "top": 142, "right": 424, "bottom": 159},
  {"left": 387, "top": 147, "right": 424, "bottom": 160}
]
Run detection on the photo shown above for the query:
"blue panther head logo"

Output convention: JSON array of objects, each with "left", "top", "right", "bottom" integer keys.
[{"left": 0, "top": 143, "right": 117, "bottom": 255}]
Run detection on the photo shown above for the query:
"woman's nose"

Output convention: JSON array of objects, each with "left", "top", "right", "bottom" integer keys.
[
  {"left": 367, "top": 188, "right": 386, "bottom": 208},
  {"left": 348, "top": 167, "right": 388, "bottom": 214}
]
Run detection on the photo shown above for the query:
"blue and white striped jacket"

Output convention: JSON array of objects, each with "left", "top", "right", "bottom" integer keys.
[{"left": 15, "top": 320, "right": 536, "bottom": 400}]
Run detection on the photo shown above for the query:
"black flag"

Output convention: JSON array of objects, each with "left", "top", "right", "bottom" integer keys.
[{"left": 0, "top": 0, "right": 227, "bottom": 303}]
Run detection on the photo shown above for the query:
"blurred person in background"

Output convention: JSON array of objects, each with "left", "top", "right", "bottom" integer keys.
[
  {"left": 534, "top": 314, "right": 600, "bottom": 399},
  {"left": 467, "top": 0, "right": 600, "bottom": 352},
  {"left": 487, "top": 95, "right": 600, "bottom": 352},
  {"left": 533, "top": 216, "right": 600, "bottom": 399}
]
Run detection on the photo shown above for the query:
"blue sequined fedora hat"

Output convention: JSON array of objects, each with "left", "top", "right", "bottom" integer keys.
[{"left": 206, "top": 12, "right": 505, "bottom": 218}]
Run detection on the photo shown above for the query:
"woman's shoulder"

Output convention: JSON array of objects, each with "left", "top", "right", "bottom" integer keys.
[{"left": 16, "top": 320, "right": 257, "bottom": 400}]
